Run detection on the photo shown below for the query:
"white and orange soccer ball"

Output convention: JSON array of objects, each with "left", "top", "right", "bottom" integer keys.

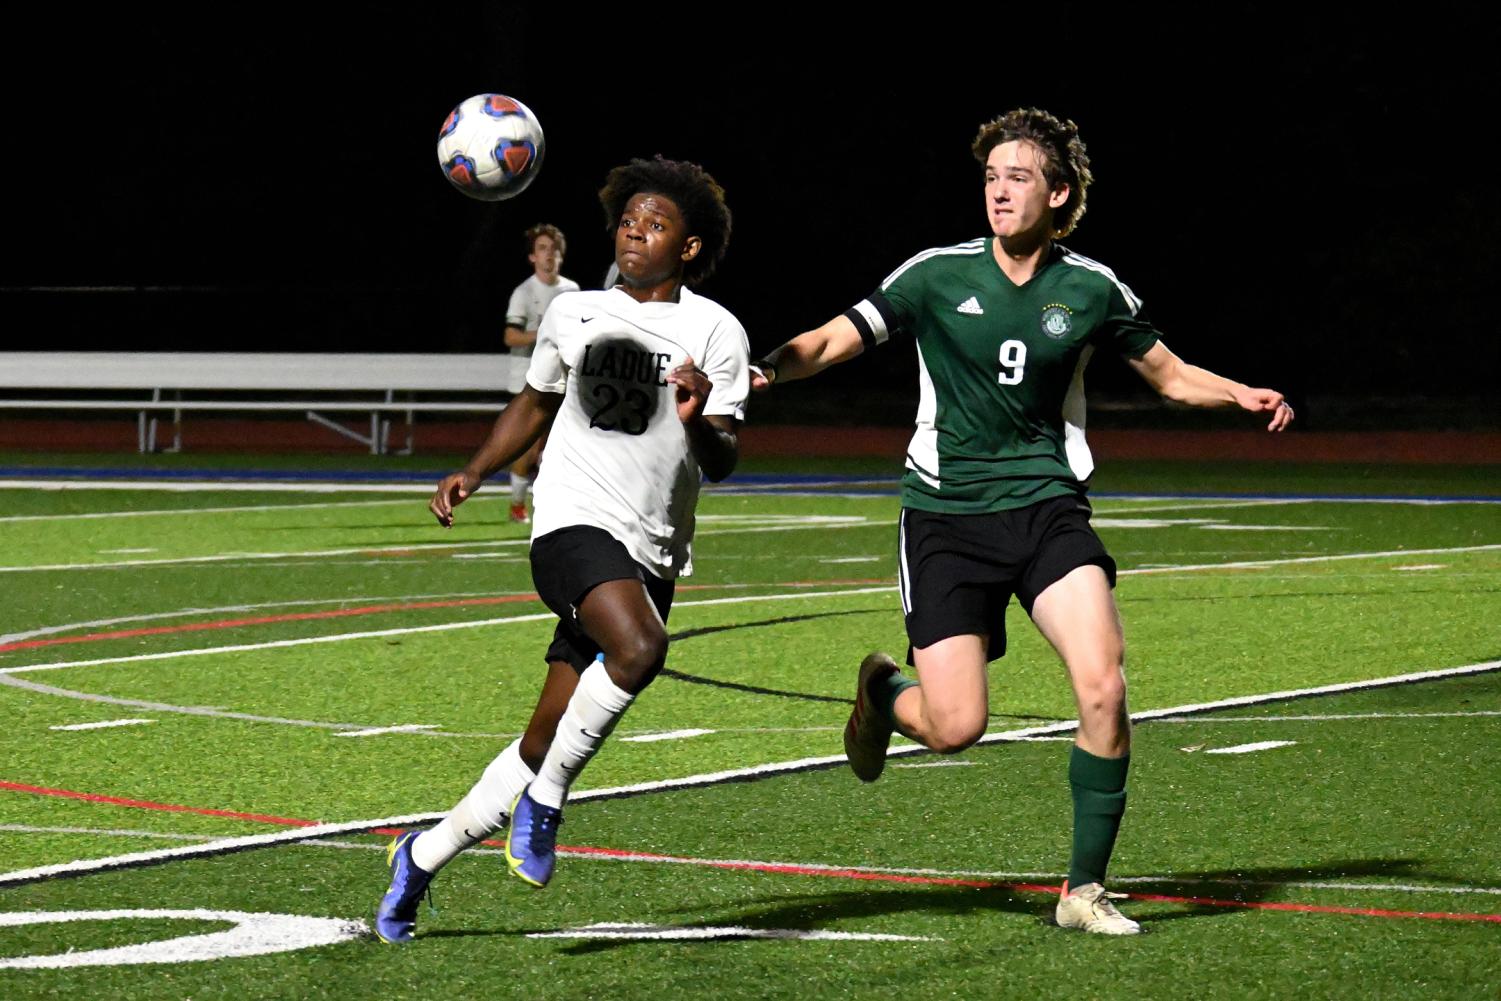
[{"left": 436, "top": 94, "right": 544, "bottom": 201}]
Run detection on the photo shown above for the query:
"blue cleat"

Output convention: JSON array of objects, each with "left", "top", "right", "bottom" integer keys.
[
  {"left": 506, "top": 788, "right": 563, "bottom": 887},
  {"left": 375, "top": 831, "right": 435, "bottom": 943}
]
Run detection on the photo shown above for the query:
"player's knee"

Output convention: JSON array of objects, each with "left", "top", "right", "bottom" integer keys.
[
  {"left": 927, "top": 713, "right": 986, "bottom": 754},
  {"left": 1074, "top": 664, "right": 1128, "bottom": 721},
  {"left": 603, "top": 628, "right": 668, "bottom": 691}
]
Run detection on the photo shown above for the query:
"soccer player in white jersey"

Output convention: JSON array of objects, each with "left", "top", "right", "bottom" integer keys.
[
  {"left": 751, "top": 108, "right": 1293, "bottom": 934},
  {"left": 375, "top": 156, "right": 748, "bottom": 943},
  {"left": 503, "top": 224, "right": 580, "bottom": 522}
]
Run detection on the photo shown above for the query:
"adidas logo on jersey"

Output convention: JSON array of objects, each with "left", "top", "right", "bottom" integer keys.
[{"left": 956, "top": 296, "right": 984, "bottom": 315}]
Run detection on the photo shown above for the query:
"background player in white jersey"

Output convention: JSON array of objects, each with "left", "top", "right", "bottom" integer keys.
[
  {"left": 751, "top": 108, "right": 1293, "bottom": 935},
  {"left": 503, "top": 224, "right": 580, "bottom": 522},
  {"left": 376, "top": 156, "right": 747, "bottom": 943}
]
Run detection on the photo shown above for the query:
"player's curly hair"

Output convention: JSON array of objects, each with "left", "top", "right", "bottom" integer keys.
[
  {"left": 598, "top": 156, "right": 732, "bottom": 285},
  {"left": 971, "top": 108, "right": 1093, "bottom": 238},
  {"left": 524, "top": 223, "right": 566, "bottom": 257}
]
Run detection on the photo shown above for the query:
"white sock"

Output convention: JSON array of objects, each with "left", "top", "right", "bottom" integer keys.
[
  {"left": 410, "top": 740, "right": 534, "bottom": 873},
  {"left": 510, "top": 472, "right": 530, "bottom": 505},
  {"left": 527, "top": 662, "right": 633, "bottom": 809}
]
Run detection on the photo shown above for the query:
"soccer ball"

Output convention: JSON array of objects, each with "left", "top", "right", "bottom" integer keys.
[{"left": 436, "top": 94, "right": 545, "bottom": 201}]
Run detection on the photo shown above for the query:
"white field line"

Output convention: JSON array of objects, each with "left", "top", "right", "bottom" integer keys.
[
  {"left": 1120, "top": 543, "right": 1501, "bottom": 576},
  {"left": 0, "top": 590, "right": 537, "bottom": 647},
  {"left": 0, "top": 516, "right": 890, "bottom": 574},
  {"left": 2, "top": 674, "right": 391, "bottom": 731},
  {"left": 1100, "top": 498, "right": 1309, "bottom": 514},
  {"left": 332, "top": 724, "right": 439, "bottom": 738},
  {"left": 1098, "top": 495, "right": 1501, "bottom": 509},
  {"left": 0, "top": 611, "right": 556, "bottom": 675},
  {"left": 1155, "top": 711, "right": 1501, "bottom": 723},
  {"left": 620, "top": 729, "right": 715, "bottom": 743},
  {"left": 1197, "top": 524, "right": 1333, "bottom": 532},
  {"left": 0, "top": 824, "right": 217, "bottom": 841},
  {"left": 1203, "top": 741, "right": 1297, "bottom": 754},
  {"left": 0, "top": 480, "right": 437, "bottom": 494},
  {"left": 525, "top": 922, "right": 937, "bottom": 942},
  {"left": 0, "top": 497, "right": 444, "bottom": 524},
  {"left": 49, "top": 719, "right": 154, "bottom": 731},
  {"left": 0, "top": 814, "right": 441, "bottom": 887},
  {"left": 706, "top": 479, "right": 896, "bottom": 491},
  {"left": 0, "top": 587, "right": 896, "bottom": 677},
  {"left": 0, "top": 539, "right": 530, "bottom": 574},
  {"left": 892, "top": 761, "right": 975, "bottom": 769}
]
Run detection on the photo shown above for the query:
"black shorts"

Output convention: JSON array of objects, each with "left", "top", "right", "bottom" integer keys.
[
  {"left": 898, "top": 495, "right": 1116, "bottom": 664},
  {"left": 530, "top": 525, "right": 675, "bottom": 672}
]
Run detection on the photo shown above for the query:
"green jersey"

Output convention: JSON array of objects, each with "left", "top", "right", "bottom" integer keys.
[{"left": 843, "top": 237, "right": 1160, "bottom": 514}]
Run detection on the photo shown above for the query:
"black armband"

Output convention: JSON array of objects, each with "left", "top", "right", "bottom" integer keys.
[{"left": 842, "top": 292, "right": 901, "bottom": 351}]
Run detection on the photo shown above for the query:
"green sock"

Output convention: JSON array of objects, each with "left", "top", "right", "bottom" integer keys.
[
  {"left": 1067, "top": 745, "right": 1129, "bottom": 890},
  {"left": 871, "top": 670, "right": 918, "bottom": 726}
]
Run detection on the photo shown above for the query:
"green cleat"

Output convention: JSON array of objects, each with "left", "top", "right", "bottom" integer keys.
[{"left": 843, "top": 652, "right": 900, "bottom": 782}]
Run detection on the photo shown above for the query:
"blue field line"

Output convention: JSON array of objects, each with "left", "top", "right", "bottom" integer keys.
[{"left": 0, "top": 465, "right": 1498, "bottom": 504}]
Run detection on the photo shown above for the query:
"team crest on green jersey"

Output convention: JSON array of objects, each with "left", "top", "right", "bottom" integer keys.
[{"left": 1040, "top": 303, "right": 1073, "bottom": 339}]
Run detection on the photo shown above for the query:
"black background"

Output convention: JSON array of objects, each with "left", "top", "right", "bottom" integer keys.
[{"left": 5, "top": 7, "right": 1498, "bottom": 427}]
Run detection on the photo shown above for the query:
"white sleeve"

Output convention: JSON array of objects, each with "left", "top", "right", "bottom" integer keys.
[
  {"left": 525, "top": 303, "right": 568, "bottom": 395},
  {"left": 701, "top": 313, "right": 751, "bottom": 422},
  {"left": 505, "top": 283, "right": 528, "bottom": 328}
]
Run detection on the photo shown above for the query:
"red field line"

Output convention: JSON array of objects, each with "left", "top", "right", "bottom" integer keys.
[
  {"left": 0, "top": 780, "right": 317, "bottom": 828},
  {"left": 6, "top": 780, "right": 1498, "bottom": 925},
  {"left": 0, "top": 579, "right": 888, "bottom": 654}
]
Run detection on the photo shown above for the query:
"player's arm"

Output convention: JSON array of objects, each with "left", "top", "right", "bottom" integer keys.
[
  {"left": 668, "top": 357, "right": 739, "bottom": 482},
  {"left": 430, "top": 386, "right": 563, "bottom": 526},
  {"left": 503, "top": 324, "right": 537, "bottom": 349},
  {"left": 1128, "top": 341, "right": 1294, "bottom": 432},
  {"left": 750, "top": 315, "right": 865, "bottom": 390}
]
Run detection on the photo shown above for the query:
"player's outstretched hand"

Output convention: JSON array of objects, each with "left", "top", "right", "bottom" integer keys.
[
  {"left": 667, "top": 357, "right": 712, "bottom": 423},
  {"left": 749, "top": 364, "right": 774, "bottom": 393},
  {"left": 430, "top": 471, "right": 477, "bottom": 527},
  {"left": 1233, "top": 386, "right": 1296, "bottom": 432}
]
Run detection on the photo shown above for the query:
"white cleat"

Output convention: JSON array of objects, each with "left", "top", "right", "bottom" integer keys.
[{"left": 1055, "top": 882, "right": 1141, "bottom": 935}]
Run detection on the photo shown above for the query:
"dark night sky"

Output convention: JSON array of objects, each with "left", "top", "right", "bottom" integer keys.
[{"left": 5, "top": 7, "right": 1498, "bottom": 425}]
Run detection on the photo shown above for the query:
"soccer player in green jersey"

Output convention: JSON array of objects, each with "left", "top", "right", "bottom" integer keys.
[{"left": 751, "top": 108, "right": 1293, "bottom": 935}]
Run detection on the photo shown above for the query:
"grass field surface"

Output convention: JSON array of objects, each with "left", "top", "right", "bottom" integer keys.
[{"left": 0, "top": 453, "right": 1497, "bottom": 998}]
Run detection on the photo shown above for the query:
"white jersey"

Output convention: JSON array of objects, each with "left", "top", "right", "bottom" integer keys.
[
  {"left": 505, "top": 273, "right": 579, "bottom": 393},
  {"left": 526, "top": 286, "right": 750, "bottom": 579}
]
